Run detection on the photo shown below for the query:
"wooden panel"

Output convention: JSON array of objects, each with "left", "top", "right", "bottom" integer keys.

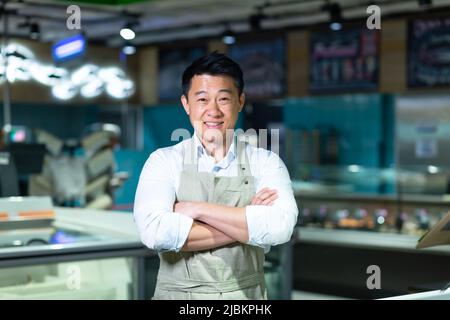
[
  {"left": 380, "top": 19, "right": 407, "bottom": 93},
  {"left": 136, "top": 46, "right": 158, "bottom": 105},
  {"left": 287, "top": 31, "right": 309, "bottom": 97}
]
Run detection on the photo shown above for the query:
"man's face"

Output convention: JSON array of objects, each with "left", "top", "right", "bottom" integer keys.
[{"left": 181, "top": 74, "right": 245, "bottom": 144}]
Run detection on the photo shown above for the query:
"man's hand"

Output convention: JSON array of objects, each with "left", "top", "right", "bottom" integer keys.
[
  {"left": 250, "top": 187, "right": 278, "bottom": 206},
  {"left": 175, "top": 188, "right": 278, "bottom": 219},
  {"left": 174, "top": 201, "right": 201, "bottom": 219}
]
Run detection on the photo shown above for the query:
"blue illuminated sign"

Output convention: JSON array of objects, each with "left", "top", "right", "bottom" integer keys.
[{"left": 52, "top": 34, "right": 86, "bottom": 62}]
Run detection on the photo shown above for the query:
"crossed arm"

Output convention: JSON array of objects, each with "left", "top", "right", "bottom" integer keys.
[
  {"left": 175, "top": 188, "right": 278, "bottom": 251},
  {"left": 134, "top": 149, "right": 298, "bottom": 253}
]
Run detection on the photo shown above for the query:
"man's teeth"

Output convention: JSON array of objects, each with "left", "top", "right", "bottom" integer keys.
[{"left": 204, "top": 122, "right": 223, "bottom": 125}]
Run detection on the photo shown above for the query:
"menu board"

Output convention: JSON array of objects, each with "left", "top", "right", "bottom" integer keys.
[
  {"left": 229, "top": 38, "right": 285, "bottom": 99},
  {"left": 158, "top": 47, "right": 206, "bottom": 101},
  {"left": 309, "top": 28, "right": 379, "bottom": 93},
  {"left": 408, "top": 17, "right": 450, "bottom": 88}
]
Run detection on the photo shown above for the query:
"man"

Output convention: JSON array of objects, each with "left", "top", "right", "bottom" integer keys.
[{"left": 134, "top": 52, "right": 298, "bottom": 299}]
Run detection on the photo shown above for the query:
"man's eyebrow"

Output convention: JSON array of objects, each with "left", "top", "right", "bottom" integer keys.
[{"left": 194, "top": 89, "right": 233, "bottom": 95}]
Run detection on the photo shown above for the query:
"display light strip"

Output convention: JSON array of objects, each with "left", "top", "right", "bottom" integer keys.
[{"left": 0, "top": 43, "right": 134, "bottom": 100}]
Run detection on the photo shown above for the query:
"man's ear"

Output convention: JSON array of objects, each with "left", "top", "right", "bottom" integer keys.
[
  {"left": 238, "top": 93, "right": 245, "bottom": 112},
  {"left": 181, "top": 95, "right": 190, "bottom": 115}
]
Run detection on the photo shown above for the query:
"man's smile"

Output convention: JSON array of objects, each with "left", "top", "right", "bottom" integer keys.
[{"left": 203, "top": 121, "right": 224, "bottom": 129}]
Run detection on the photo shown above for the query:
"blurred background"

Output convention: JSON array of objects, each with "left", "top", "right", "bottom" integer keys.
[{"left": 1, "top": 0, "right": 450, "bottom": 300}]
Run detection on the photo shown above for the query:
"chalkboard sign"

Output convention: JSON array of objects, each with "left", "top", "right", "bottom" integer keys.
[
  {"left": 229, "top": 38, "right": 285, "bottom": 99},
  {"left": 158, "top": 47, "right": 206, "bottom": 101},
  {"left": 309, "top": 28, "right": 379, "bottom": 94},
  {"left": 408, "top": 17, "right": 450, "bottom": 88}
]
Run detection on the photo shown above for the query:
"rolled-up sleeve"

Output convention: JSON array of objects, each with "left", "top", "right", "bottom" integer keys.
[
  {"left": 245, "top": 151, "right": 298, "bottom": 248},
  {"left": 133, "top": 150, "right": 193, "bottom": 252}
]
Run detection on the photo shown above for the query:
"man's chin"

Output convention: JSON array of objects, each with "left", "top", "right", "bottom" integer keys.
[{"left": 202, "top": 128, "right": 225, "bottom": 143}]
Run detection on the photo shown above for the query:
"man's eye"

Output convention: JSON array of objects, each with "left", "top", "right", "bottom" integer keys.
[
  {"left": 197, "top": 98, "right": 207, "bottom": 102},
  {"left": 219, "top": 97, "right": 230, "bottom": 101}
]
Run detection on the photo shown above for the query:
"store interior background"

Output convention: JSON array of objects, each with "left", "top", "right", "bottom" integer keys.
[{"left": 1, "top": 0, "right": 450, "bottom": 300}]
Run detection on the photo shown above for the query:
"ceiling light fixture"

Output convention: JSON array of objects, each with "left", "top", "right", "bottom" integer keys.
[
  {"left": 221, "top": 26, "right": 236, "bottom": 45},
  {"left": 120, "top": 22, "right": 136, "bottom": 40},
  {"left": 249, "top": 6, "right": 266, "bottom": 31},
  {"left": 322, "top": 2, "right": 343, "bottom": 31},
  {"left": 122, "top": 43, "right": 136, "bottom": 55},
  {"left": 29, "top": 22, "right": 40, "bottom": 40}
]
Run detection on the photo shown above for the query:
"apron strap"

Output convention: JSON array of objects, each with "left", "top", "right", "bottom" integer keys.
[{"left": 236, "top": 135, "right": 251, "bottom": 177}]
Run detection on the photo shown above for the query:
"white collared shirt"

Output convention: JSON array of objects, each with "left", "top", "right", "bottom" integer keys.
[{"left": 133, "top": 134, "right": 299, "bottom": 253}]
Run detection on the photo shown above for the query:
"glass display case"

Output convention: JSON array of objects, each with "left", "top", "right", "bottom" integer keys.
[
  {"left": 289, "top": 164, "right": 450, "bottom": 299},
  {"left": 0, "top": 207, "right": 157, "bottom": 300},
  {"left": 0, "top": 206, "right": 291, "bottom": 300},
  {"left": 0, "top": 257, "right": 134, "bottom": 299},
  {"left": 292, "top": 164, "right": 450, "bottom": 237}
]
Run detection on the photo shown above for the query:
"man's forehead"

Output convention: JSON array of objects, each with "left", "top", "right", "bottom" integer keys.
[
  {"left": 188, "top": 74, "right": 239, "bottom": 96},
  {"left": 190, "top": 74, "right": 237, "bottom": 90}
]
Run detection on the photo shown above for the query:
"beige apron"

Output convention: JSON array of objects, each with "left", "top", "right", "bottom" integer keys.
[{"left": 153, "top": 138, "right": 266, "bottom": 300}]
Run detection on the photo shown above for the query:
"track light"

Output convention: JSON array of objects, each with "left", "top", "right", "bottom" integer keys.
[
  {"left": 222, "top": 28, "right": 236, "bottom": 45},
  {"left": 122, "top": 43, "right": 136, "bottom": 55},
  {"left": 18, "top": 19, "right": 40, "bottom": 40},
  {"left": 322, "top": 2, "right": 342, "bottom": 31},
  {"left": 29, "top": 23, "right": 40, "bottom": 40},
  {"left": 120, "top": 22, "right": 136, "bottom": 40},
  {"left": 249, "top": 7, "right": 266, "bottom": 31},
  {"left": 330, "top": 22, "right": 342, "bottom": 31}
]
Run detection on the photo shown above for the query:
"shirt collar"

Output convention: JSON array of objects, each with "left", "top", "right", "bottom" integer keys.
[{"left": 192, "top": 132, "right": 236, "bottom": 166}]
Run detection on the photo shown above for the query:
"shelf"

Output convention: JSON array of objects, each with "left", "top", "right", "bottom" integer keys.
[
  {"left": 293, "top": 190, "right": 450, "bottom": 206},
  {"left": 296, "top": 227, "right": 450, "bottom": 255}
]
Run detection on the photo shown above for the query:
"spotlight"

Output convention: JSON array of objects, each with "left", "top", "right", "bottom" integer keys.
[
  {"left": 122, "top": 43, "right": 136, "bottom": 55},
  {"left": 322, "top": 2, "right": 343, "bottom": 31},
  {"left": 329, "top": 3, "right": 342, "bottom": 22},
  {"left": 120, "top": 22, "right": 136, "bottom": 40},
  {"left": 30, "top": 23, "right": 40, "bottom": 40},
  {"left": 222, "top": 29, "right": 236, "bottom": 45},
  {"left": 330, "top": 22, "right": 342, "bottom": 31}
]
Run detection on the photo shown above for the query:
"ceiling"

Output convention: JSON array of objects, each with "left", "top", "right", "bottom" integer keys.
[{"left": 0, "top": 0, "right": 449, "bottom": 48}]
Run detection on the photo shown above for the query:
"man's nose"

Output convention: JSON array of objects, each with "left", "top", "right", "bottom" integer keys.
[{"left": 206, "top": 101, "right": 222, "bottom": 117}]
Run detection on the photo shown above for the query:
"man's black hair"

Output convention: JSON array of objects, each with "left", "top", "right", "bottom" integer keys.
[{"left": 181, "top": 51, "right": 244, "bottom": 98}]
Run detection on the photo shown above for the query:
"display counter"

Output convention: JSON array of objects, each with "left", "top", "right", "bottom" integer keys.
[
  {"left": 0, "top": 205, "right": 291, "bottom": 300},
  {"left": 293, "top": 188, "right": 450, "bottom": 299},
  {"left": 0, "top": 207, "right": 156, "bottom": 299}
]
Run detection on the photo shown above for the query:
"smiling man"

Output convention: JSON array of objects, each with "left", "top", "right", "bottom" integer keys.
[{"left": 134, "top": 52, "right": 298, "bottom": 300}]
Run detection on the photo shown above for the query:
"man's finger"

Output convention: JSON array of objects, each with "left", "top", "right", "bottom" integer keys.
[
  {"left": 251, "top": 189, "right": 278, "bottom": 205},
  {"left": 255, "top": 189, "right": 277, "bottom": 201},
  {"left": 261, "top": 194, "right": 278, "bottom": 206},
  {"left": 253, "top": 189, "right": 276, "bottom": 201}
]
